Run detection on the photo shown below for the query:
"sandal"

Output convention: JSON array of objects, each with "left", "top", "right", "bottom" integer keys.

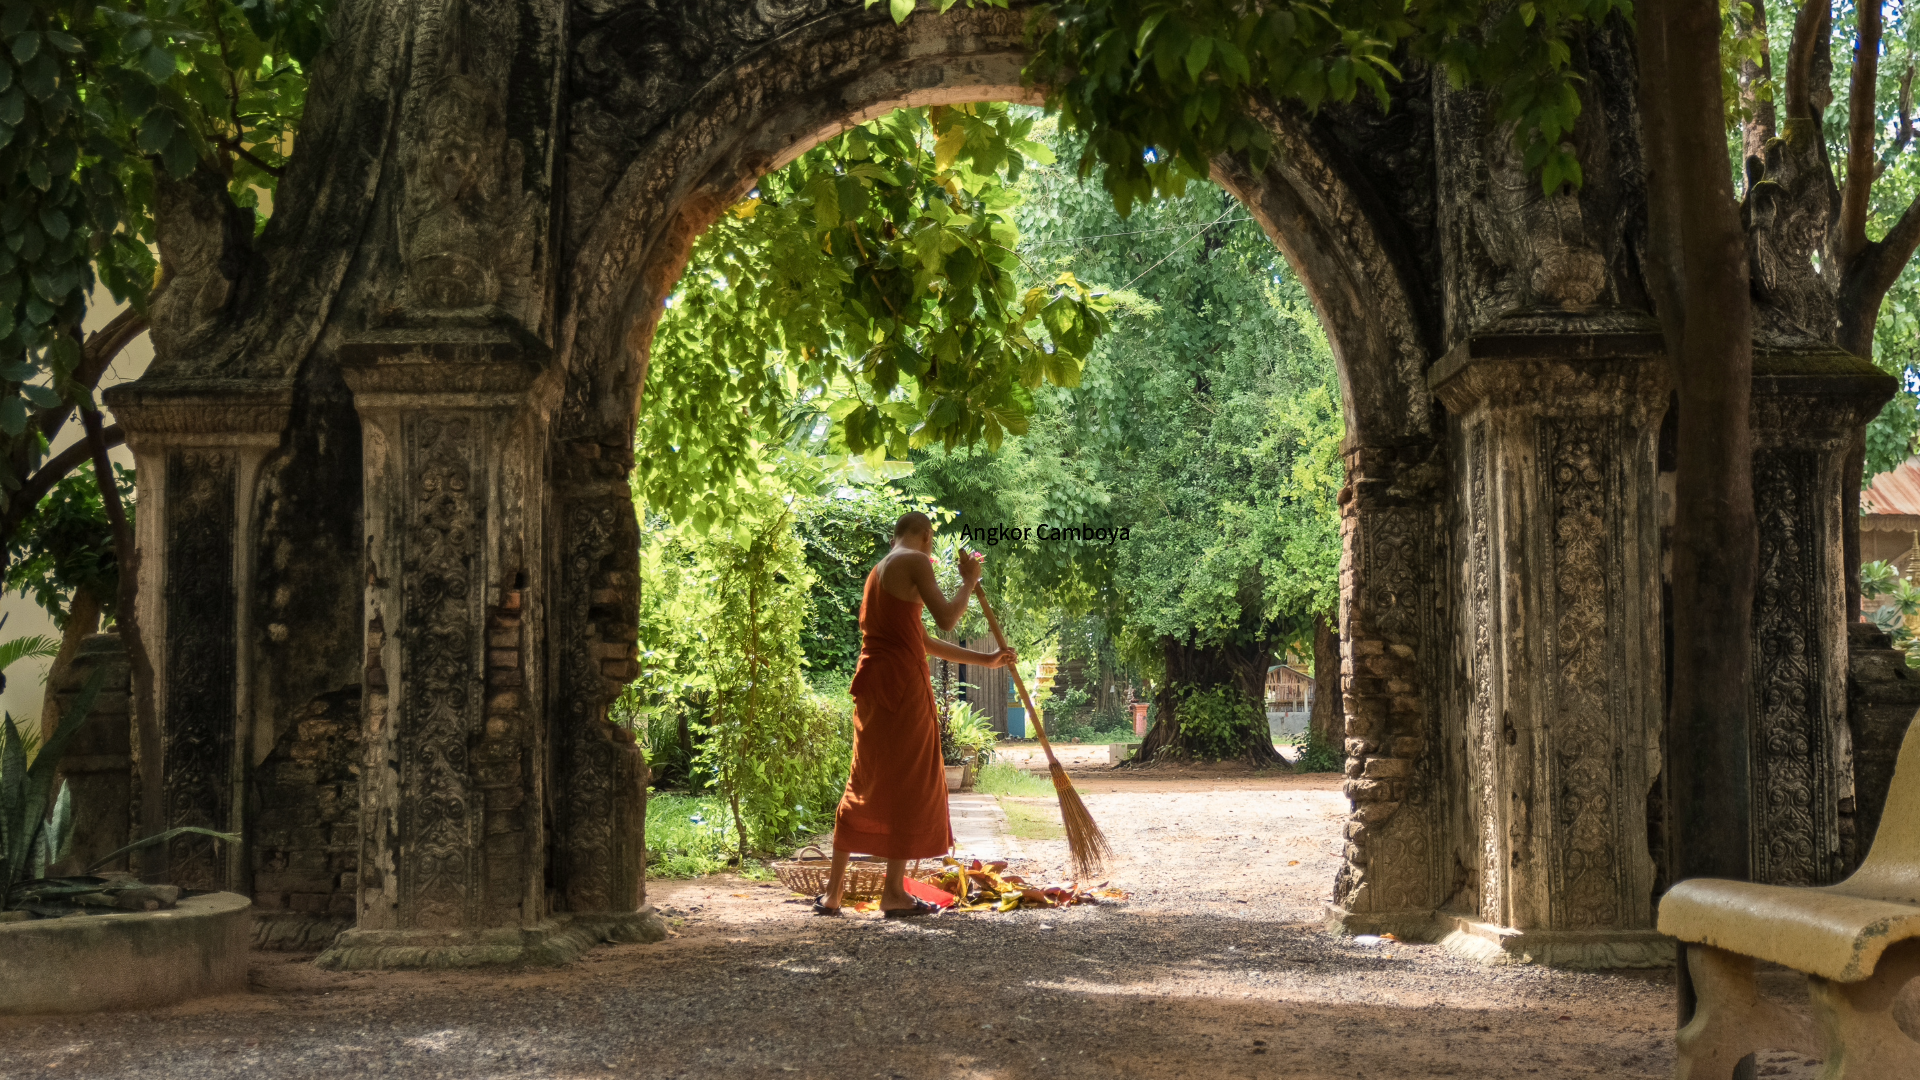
[
  {"left": 811, "top": 894, "right": 842, "bottom": 917},
  {"left": 882, "top": 897, "right": 941, "bottom": 919}
]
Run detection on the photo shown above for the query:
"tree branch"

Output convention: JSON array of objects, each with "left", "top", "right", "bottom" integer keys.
[
  {"left": 1895, "top": 66, "right": 1915, "bottom": 158},
  {"left": 80, "top": 404, "right": 161, "bottom": 873},
  {"left": 31, "top": 306, "right": 150, "bottom": 447},
  {"left": 1839, "top": 0, "right": 1886, "bottom": 263},
  {"left": 0, "top": 424, "right": 127, "bottom": 548},
  {"left": 1738, "top": 0, "right": 1778, "bottom": 161},
  {"left": 1785, "top": 0, "right": 1831, "bottom": 121},
  {"left": 219, "top": 136, "right": 285, "bottom": 179}
]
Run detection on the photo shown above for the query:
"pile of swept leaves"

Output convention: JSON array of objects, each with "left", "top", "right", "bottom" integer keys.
[{"left": 930, "top": 857, "right": 1123, "bottom": 912}]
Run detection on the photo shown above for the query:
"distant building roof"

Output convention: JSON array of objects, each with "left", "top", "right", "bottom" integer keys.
[{"left": 1864, "top": 457, "right": 1920, "bottom": 530}]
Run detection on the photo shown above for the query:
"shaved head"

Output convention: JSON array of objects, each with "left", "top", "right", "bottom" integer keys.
[{"left": 894, "top": 511, "right": 933, "bottom": 539}]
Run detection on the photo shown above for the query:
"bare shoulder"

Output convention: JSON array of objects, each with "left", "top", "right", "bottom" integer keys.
[{"left": 878, "top": 550, "right": 930, "bottom": 600}]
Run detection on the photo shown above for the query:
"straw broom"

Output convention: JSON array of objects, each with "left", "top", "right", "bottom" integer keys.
[{"left": 972, "top": 582, "right": 1112, "bottom": 880}]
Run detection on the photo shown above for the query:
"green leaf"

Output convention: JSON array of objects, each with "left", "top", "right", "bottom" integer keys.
[
  {"left": 1186, "top": 36, "right": 1212, "bottom": 81},
  {"left": 82, "top": 826, "right": 239, "bottom": 875},
  {"left": 1137, "top": 11, "right": 1168, "bottom": 52},
  {"left": 160, "top": 134, "right": 197, "bottom": 179},
  {"left": 0, "top": 635, "right": 55, "bottom": 673},
  {"left": 18, "top": 54, "right": 52, "bottom": 101},
  {"left": 136, "top": 110, "right": 174, "bottom": 154},
  {"left": 44, "top": 31, "right": 81, "bottom": 54},
  {"left": 0, "top": 395, "right": 24, "bottom": 436},
  {"left": 10, "top": 31, "right": 36, "bottom": 63},
  {"left": 141, "top": 47, "right": 177, "bottom": 83},
  {"left": 890, "top": 0, "right": 915, "bottom": 23},
  {"left": 19, "top": 383, "right": 60, "bottom": 408}
]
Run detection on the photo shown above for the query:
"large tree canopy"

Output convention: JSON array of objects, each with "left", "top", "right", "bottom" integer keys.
[
  {"left": 639, "top": 104, "right": 1107, "bottom": 532},
  {"left": 910, "top": 129, "right": 1343, "bottom": 763}
]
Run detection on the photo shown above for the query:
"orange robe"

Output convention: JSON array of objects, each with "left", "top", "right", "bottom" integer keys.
[{"left": 833, "top": 567, "right": 952, "bottom": 860}]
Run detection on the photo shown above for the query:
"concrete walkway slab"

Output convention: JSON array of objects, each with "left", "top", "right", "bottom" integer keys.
[{"left": 948, "top": 792, "right": 1023, "bottom": 862}]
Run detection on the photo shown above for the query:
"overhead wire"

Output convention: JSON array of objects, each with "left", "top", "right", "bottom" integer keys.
[{"left": 1118, "top": 209, "right": 1246, "bottom": 291}]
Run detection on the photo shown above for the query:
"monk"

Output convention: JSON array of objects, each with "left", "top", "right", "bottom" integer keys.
[{"left": 817, "top": 511, "right": 1015, "bottom": 917}]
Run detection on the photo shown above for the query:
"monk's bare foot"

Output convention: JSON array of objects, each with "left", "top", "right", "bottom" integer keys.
[{"left": 877, "top": 886, "right": 918, "bottom": 912}]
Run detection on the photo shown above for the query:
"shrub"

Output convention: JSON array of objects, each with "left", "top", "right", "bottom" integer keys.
[
  {"left": 1175, "top": 683, "right": 1263, "bottom": 759},
  {"left": 947, "top": 700, "right": 998, "bottom": 765},
  {"left": 644, "top": 793, "right": 738, "bottom": 878},
  {"left": 1290, "top": 727, "right": 1345, "bottom": 773}
]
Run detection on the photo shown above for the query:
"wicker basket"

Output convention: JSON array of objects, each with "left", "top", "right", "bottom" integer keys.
[{"left": 772, "top": 846, "right": 932, "bottom": 900}]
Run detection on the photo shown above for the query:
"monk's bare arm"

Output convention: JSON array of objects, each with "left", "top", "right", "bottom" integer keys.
[
  {"left": 924, "top": 632, "right": 1015, "bottom": 667},
  {"left": 892, "top": 551, "right": 974, "bottom": 630}
]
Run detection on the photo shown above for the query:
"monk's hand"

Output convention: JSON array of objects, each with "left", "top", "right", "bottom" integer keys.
[
  {"left": 991, "top": 646, "right": 1018, "bottom": 669},
  {"left": 958, "top": 548, "right": 983, "bottom": 586}
]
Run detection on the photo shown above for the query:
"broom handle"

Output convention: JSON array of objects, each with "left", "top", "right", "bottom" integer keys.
[{"left": 972, "top": 583, "right": 1063, "bottom": 768}]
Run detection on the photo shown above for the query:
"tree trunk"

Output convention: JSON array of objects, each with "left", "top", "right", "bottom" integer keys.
[
  {"left": 1640, "top": 0, "right": 1760, "bottom": 1039},
  {"left": 1640, "top": 0, "right": 1757, "bottom": 890},
  {"left": 1132, "top": 636, "right": 1286, "bottom": 767},
  {"left": 80, "top": 406, "right": 161, "bottom": 877},
  {"left": 39, "top": 585, "right": 102, "bottom": 743},
  {"left": 1310, "top": 613, "right": 1343, "bottom": 750}
]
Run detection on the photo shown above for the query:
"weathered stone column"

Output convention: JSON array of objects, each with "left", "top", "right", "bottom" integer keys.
[
  {"left": 549, "top": 439, "right": 652, "bottom": 920},
  {"left": 1748, "top": 348, "right": 1895, "bottom": 884},
  {"left": 1428, "top": 333, "right": 1671, "bottom": 968},
  {"left": 1328, "top": 438, "right": 1450, "bottom": 929},
  {"left": 320, "top": 333, "right": 560, "bottom": 968},
  {"left": 106, "top": 385, "right": 290, "bottom": 891},
  {"left": 49, "top": 633, "right": 133, "bottom": 876}
]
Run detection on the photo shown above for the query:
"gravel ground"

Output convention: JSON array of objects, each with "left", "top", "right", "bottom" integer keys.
[{"left": 0, "top": 766, "right": 1723, "bottom": 1079}]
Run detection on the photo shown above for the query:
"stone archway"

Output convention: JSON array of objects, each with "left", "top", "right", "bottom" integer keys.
[{"left": 100, "top": 0, "right": 1892, "bottom": 968}]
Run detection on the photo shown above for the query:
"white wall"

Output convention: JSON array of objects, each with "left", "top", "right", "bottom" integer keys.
[{"left": 0, "top": 291, "right": 150, "bottom": 725}]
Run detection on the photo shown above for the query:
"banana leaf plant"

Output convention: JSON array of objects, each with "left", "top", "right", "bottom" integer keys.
[{"left": 0, "top": 669, "right": 236, "bottom": 913}]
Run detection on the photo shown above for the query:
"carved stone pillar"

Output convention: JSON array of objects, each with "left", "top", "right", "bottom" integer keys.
[
  {"left": 320, "top": 334, "right": 556, "bottom": 969},
  {"left": 317, "top": 333, "right": 661, "bottom": 970},
  {"left": 1428, "top": 334, "right": 1671, "bottom": 968},
  {"left": 1748, "top": 349, "right": 1895, "bottom": 885},
  {"left": 550, "top": 441, "right": 652, "bottom": 919},
  {"left": 1328, "top": 438, "right": 1450, "bottom": 929},
  {"left": 107, "top": 386, "right": 290, "bottom": 891}
]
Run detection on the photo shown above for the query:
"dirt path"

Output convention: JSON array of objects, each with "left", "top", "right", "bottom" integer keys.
[{"left": 0, "top": 767, "right": 1690, "bottom": 1079}]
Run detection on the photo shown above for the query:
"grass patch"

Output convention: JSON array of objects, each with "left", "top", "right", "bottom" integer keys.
[
  {"left": 646, "top": 793, "right": 740, "bottom": 878},
  {"left": 1000, "top": 799, "right": 1066, "bottom": 841},
  {"left": 974, "top": 760, "right": 1055, "bottom": 797},
  {"left": 645, "top": 792, "right": 809, "bottom": 879}
]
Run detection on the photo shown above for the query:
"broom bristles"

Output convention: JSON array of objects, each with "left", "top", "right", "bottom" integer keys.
[{"left": 1048, "top": 760, "right": 1113, "bottom": 880}]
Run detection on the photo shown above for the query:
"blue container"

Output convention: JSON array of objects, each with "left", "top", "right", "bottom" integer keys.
[{"left": 1006, "top": 706, "right": 1025, "bottom": 739}]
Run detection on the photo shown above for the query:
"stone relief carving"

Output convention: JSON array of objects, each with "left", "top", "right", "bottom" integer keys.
[
  {"left": 401, "top": 416, "right": 481, "bottom": 929},
  {"left": 1742, "top": 122, "right": 1840, "bottom": 342},
  {"left": 554, "top": 480, "right": 647, "bottom": 913},
  {"left": 567, "top": 0, "right": 842, "bottom": 243},
  {"left": 1469, "top": 423, "right": 1501, "bottom": 925},
  {"left": 396, "top": 74, "right": 534, "bottom": 317},
  {"left": 1541, "top": 419, "right": 1623, "bottom": 930},
  {"left": 148, "top": 168, "right": 256, "bottom": 361},
  {"left": 162, "top": 451, "right": 239, "bottom": 890},
  {"left": 1433, "top": 26, "right": 1650, "bottom": 343},
  {"left": 559, "top": 498, "right": 621, "bottom": 909},
  {"left": 1364, "top": 508, "right": 1422, "bottom": 640},
  {"left": 1751, "top": 447, "right": 1831, "bottom": 886}
]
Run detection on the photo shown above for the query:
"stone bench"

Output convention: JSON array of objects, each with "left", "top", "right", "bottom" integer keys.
[{"left": 1658, "top": 715, "right": 1920, "bottom": 1078}]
